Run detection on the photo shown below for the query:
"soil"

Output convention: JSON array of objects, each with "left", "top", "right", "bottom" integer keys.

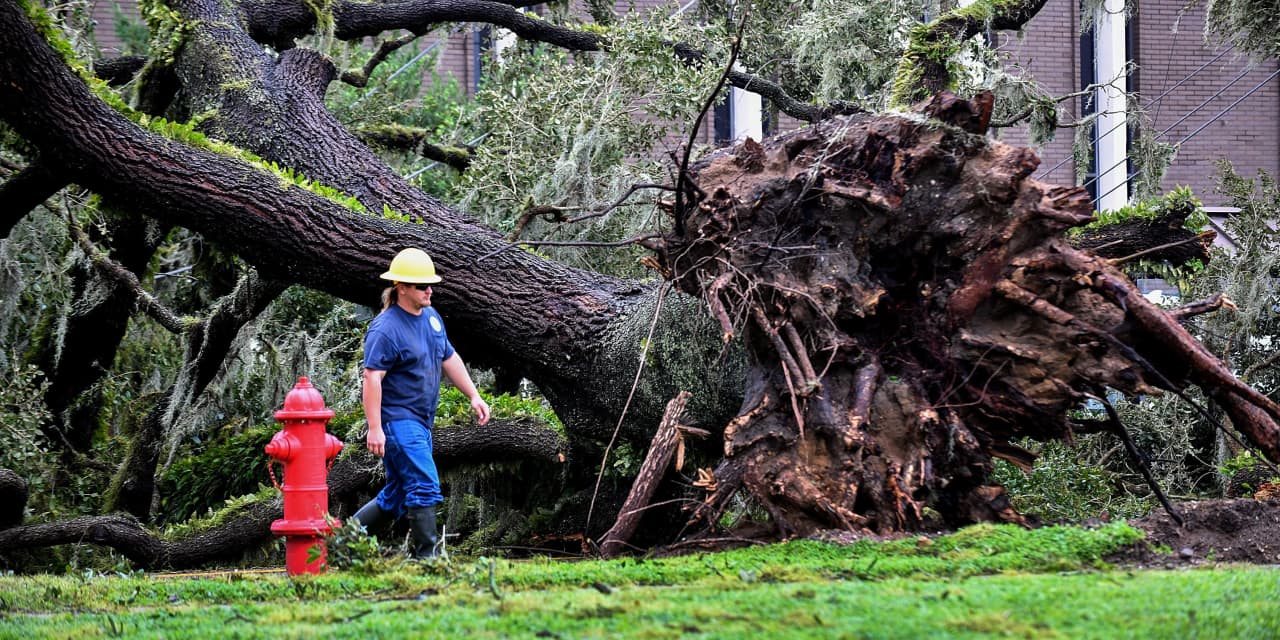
[{"left": 1111, "top": 494, "right": 1280, "bottom": 567}]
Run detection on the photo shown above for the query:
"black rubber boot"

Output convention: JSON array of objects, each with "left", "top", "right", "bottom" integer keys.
[
  {"left": 353, "top": 499, "right": 389, "bottom": 532},
  {"left": 407, "top": 507, "right": 440, "bottom": 559}
]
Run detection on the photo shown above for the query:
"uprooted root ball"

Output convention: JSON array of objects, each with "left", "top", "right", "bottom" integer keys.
[{"left": 654, "top": 93, "right": 1280, "bottom": 536}]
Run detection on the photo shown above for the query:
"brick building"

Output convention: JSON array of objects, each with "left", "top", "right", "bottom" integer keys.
[
  {"left": 997, "top": 0, "right": 1280, "bottom": 207},
  {"left": 91, "top": 0, "right": 1278, "bottom": 207}
]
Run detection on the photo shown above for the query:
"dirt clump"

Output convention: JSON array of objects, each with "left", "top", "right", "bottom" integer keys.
[{"left": 1113, "top": 498, "right": 1280, "bottom": 566}]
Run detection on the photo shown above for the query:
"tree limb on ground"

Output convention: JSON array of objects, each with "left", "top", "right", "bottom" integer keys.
[{"left": 0, "top": 418, "right": 566, "bottom": 567}]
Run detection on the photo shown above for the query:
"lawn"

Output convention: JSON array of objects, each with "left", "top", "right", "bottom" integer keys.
[{"left": 1, "top": 523, "right": 1275, "bottom": 639}]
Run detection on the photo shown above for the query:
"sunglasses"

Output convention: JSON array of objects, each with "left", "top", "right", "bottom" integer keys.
[{"left": 403, "top": 283, "right": 432, "bottom": 291}]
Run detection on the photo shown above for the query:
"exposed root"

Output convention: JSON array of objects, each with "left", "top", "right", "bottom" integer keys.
[
  {"left": 655, "top": 91, "right": 1280, "bottom": 538},
  {"left": 1170, "top": 293, "right": 1236, "bottom": 323}
]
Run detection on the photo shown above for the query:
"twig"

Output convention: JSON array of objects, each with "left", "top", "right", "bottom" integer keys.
[
  {"left": 563, "top": 184, "right": 677, "bottom": 225},
  {"left": 1169, "top": 293, "right": 1236, "bottom": 324},
  {"left": 674, "top": 13, "right": 748, "bottom": 236},
  {"left": 62, "top": 204, "right": 186, "bottom": 334},
  {"left": 505, "top": 183, "right": 674, "bottom": 241},
  {"left": 661, "top": 535, "right": 768, "bottom": 552},
  {"left": 1097, "top": 395, "right": 1183, "bottom": 526},
  {"left": 1242, "top": 349, "right": 1280, "bottom": 383}
]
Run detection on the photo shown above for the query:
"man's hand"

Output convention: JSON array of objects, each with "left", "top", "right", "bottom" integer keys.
[
  {"left": 471, "top": 394, "right": 491, "bottom": 426},
  {"left": 367, "top": 425, "right": 386, "bottom": 458}
]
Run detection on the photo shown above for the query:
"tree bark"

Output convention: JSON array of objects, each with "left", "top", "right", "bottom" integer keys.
[
  {"left": 0, "top": 468, "right": 26, "bottom": 528},
  {"left": 0, "top": 158, "right": 65, "bottom": 239},
  {"left": 1071, "top": 209, "right": 1214, "bottom": 267}
]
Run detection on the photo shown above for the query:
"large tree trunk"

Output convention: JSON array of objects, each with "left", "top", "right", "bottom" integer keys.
[{"left": 657, "top": 94, "right": 1280, "bottom": 536}]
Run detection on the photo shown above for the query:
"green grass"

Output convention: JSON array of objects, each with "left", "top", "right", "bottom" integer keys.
[{"left": 1, "top": 523, "right": 1276, "bottom": 638}]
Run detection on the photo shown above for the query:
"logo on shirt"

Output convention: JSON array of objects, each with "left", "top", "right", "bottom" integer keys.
[{"left": 429, "top": 315, "right": 443, "bottom": 333}]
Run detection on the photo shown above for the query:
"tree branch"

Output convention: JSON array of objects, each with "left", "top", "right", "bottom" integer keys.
[
  {"left": 339, "top": 31, "right": 420, "bottom": 87},
  {"left": 65, "top": 213, "right": 187, "bottom": 334},
  {"left": 890, "top": 0, "right": 1051, "bottom": 107},
  {"left": 354, "top": 124, "right": 472, "bottom": 170},
  {"left": 0, "top": 157, "right": 66, "bottom": 239},
  {"left": 93, "top": 55, "right": 147, "bottom": 86},
  {"left": 0, "top": 418, "right": 566, "bottom": 567},
  {"left": 238, "top": 0, "right": 859, "bottom": 123}
]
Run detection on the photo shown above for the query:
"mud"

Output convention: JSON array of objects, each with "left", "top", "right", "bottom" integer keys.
[{"left": 1114, "top": 496, "right": 1280, "bottom": 566}]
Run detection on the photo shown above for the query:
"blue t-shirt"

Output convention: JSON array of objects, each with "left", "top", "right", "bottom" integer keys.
[{"left": 363, "top": 305, "right": 456, "bottom": 427}]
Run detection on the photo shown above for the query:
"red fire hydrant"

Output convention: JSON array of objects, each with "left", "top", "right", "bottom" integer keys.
[{"left": 266, "top": 377, "right": 344, "bottom": 575}]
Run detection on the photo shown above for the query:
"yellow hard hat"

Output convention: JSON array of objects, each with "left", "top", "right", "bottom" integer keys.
[{"left": 380, "top": 248, "right": 442, "bottom": 284}]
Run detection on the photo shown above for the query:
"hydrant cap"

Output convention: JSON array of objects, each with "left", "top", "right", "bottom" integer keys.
[{"left": 274, "top": 377, "right": 336, "bottom": 421}]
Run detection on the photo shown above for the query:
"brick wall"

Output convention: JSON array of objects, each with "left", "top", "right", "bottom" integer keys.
[
  {"left": 1135, "top": 2, "right": 1280, "bottom": 203},
  {"left": 91, "top": 0, "right": 139, "bottom": 56},
  {"left": 999, "top": 0, "right": 1280, "bottom": 206},
  {"left": 995, "top": 0, "right": 1080, "bottom": 188}
]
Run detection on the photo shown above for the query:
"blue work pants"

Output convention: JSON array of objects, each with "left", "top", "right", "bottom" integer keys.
[{"left": 374, "top": 419, "right": 443, "bottom": 517}]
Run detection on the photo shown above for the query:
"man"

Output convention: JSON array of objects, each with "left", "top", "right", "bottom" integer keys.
[{"left": 352, "top": 248, "right": 490, "bottom": 559}]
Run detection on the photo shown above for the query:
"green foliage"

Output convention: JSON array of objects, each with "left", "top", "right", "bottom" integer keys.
[
  {"left": 322, "top": 516, "right": 395, "bottom": 575},
  {"left": 325, "top": 38, "right": 478, "bottom": 198},
  {"left": 1220, "top": 450, "right": 1265, "bottom": 478},
  {"left": 1127, "top": 108, "right": 1179, "bottom": 201},
  {"left": 160, "top": 486, "right": 277, "bottom": 542},
  {"left": 1201, "top": 163, "right": 1280, "bottom": 374},
  {"left": 137, "top": 0, "right": 190, "bottom": 65},
  {"left": 449, "top": 11, "right": 723, "bottom": 277},
  {"left": 1206, "top": 0, "right": 1280, "bottom": 60},
  {"left": 110, "top": 1, "right": 150, "bottom": 56},
  {"left": 0, "top": 205, "right": 70, "bottom": 368},
  {"left": 0, "top": 356, "right": 54, "bottom": 492},
  {"left": 434, "top": 386, "right": 563, "bottom": 433},
  {"left": 1219, "top": 450, "right": 1280, "bottom": 495},
  {"left": 780, "top": 0, "right": 928, "bottom": 111},
  {"left": 988, "top": 68, "right": 1061, "bottom": 144},
  {"left": 157, "top": 422, "right": 276, "bottom": 524},
  {"left": 991, "top": 438, "right": 1153, "bottom": 523},
  {"left": 1081, "top": 185, "right": 1208, "bottom": 231}
]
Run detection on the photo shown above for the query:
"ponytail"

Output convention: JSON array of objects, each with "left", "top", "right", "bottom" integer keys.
[{"left": 380, "top": 286, "right": 398, "bottom": 311}]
